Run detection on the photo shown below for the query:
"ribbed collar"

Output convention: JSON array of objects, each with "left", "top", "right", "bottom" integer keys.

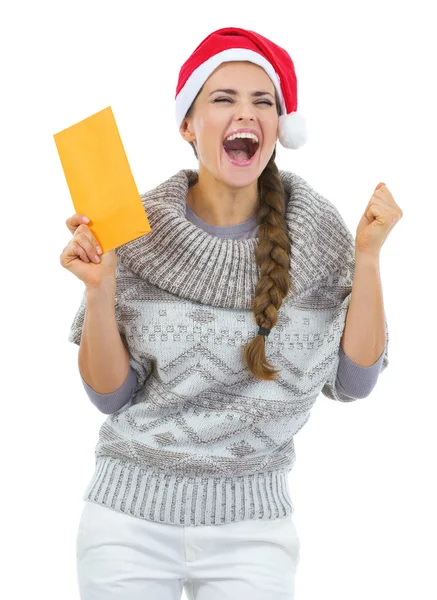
[{"left": 115, "top": 169, "right": 355, "bottom": 310}]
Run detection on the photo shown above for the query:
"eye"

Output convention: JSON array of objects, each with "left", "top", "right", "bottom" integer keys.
[{"left": 213, "top": 98, "right": 273, "bottom": 106}]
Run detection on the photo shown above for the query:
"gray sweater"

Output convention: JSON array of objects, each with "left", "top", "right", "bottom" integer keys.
[
  {"left": 81, "top": 179, "right": 386, "bottom": 413},
  {"left": 69, "top": 168, "right": 389, "bottom": 526}
]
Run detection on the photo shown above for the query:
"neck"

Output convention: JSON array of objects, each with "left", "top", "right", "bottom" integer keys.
[{"left": 187, "top": 164, "right": 259, "bottom": 226}]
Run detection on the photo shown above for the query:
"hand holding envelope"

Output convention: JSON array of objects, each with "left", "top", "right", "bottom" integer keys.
[
  {"left": 53, "top": 106, "right": 152, "bottom": 255},
  {"left": 59, "top": 215, "right": 119, "bottom": 289}
]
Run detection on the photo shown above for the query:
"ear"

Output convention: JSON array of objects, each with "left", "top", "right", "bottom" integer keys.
[{"left": 179, "top": 117, "right": 196, "bottom": 143}]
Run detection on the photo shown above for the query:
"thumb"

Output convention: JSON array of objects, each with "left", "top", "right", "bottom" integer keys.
[{"left": 375, "top": 182, "right": 386, "bottom": 191}]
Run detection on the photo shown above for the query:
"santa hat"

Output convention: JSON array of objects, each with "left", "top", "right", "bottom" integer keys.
[{"left": 175, "top": 27, "right": 308, "bottom": 150}]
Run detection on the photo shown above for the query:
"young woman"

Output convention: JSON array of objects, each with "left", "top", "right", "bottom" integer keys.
[{"left": 60, "top": 26, "right": 399, "bottom": 600}]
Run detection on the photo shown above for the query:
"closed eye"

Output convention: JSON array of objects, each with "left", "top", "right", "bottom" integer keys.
[{"left": 214, "top": 98, "right": 273, "bottom": 106}]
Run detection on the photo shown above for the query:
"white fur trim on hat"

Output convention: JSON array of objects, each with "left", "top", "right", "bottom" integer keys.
[
  {"left": 175, "top": 48, "right": 287, "bottom": 127},
  {"left": 278, "top": 112, "right": 308, "bottom": 149}
]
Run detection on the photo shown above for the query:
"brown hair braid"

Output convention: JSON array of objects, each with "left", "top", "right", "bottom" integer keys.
[
  {"left": 243, "top": 148, "right": 291, "bottom": 381},
  {"left": 185, "top": 91, "right": 291, "bottom": 381}
]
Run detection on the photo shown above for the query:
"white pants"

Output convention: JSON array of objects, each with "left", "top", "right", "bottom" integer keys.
[{"left": 76, "top": 500, "right": 300, "bottom": 599}]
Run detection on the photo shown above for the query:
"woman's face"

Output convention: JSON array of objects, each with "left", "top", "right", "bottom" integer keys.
[{"left": 180, "top": 61, "right": 280, "bottom": 188}]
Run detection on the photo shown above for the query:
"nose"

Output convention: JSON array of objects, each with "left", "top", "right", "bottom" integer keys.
[{"left": 235, "top": 99, "right": 256, "bottom": 122}]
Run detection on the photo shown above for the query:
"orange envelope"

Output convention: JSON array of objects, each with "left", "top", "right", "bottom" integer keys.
[{"left": 53, "top": 106, "right": 151, "bottom": 253}]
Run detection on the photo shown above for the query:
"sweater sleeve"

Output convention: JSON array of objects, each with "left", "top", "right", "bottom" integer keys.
[
  {"left": 80, "top": 366, "right": 138, "bottom": 414},
  {"left": 323, "top": 322, "right": 389, "bottom": 402},
  {"left": 320, "top": 256, "right": 390, "bottom": 402},
  {"left": 68, "top": 260, "right": 152, "bottom": 411},
  {"left": 334, "top": 334, "right": 387, "bottom": 399}
]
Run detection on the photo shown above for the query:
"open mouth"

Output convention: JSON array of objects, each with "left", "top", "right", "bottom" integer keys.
[{"left": 223, "top": 136, "right": 259, "bottom": 163}]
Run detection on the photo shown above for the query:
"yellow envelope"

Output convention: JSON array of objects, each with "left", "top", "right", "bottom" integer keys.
[{"left": 53, "top": 106, "right": 151, "bottom": 253}]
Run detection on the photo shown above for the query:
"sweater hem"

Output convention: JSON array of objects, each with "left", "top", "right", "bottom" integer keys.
[{"left": 82, "top": 456, "right": 294, "bottom": 527}]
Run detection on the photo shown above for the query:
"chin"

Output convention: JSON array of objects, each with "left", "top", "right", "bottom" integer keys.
[{"left": 216, "top": 153, "right": 267, "bottom": 188}]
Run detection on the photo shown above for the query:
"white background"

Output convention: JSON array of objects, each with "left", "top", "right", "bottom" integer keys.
[{"left": 1, "top": 1, "right": 435, "bottom": 598}]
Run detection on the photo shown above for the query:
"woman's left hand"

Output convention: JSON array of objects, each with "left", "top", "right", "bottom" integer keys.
[{"left": 355, "top": 182, "right": 403, "bottom": 257}]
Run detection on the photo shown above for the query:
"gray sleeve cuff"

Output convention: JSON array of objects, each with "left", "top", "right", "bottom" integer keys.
[
  {"left": 335, "top": 344, "right": 386, "bottom": 399},
  {"left": 80, "top": 366, "right": 138, "bottom": 414}
]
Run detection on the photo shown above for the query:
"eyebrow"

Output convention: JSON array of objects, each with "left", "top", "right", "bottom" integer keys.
[{"left": 209, "top": 88, "right": 275, "bottom": 99}]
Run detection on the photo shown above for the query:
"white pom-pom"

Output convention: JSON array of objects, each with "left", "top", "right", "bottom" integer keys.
[{"left": 278, "top": 112, "right": 309, "bottom": 149}]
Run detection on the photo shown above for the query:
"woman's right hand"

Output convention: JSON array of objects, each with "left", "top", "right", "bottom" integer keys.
[{"left": 60, "top": 213, "right": 117, "bottom": 290}]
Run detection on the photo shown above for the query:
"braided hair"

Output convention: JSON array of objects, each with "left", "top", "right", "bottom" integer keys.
[{"left": 244, "top": 147, "right": 291, "bottom": 380}]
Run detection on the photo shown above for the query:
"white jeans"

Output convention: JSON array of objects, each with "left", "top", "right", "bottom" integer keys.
[{"left": 76, "top": 500, "right": 300, "bottom": 599}]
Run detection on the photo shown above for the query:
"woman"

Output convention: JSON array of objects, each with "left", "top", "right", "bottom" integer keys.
[{"left": 61, "top": 27, "right": 400, "bottom": 600}]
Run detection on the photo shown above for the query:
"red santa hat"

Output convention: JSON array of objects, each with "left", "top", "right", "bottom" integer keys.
[{"left": 175, "top": 27, "right": 308, "bottom": 150}]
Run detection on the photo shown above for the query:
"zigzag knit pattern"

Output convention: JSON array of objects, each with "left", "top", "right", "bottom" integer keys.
[{"left": 69, "top": 169, "right": 389, "bottom": 526}]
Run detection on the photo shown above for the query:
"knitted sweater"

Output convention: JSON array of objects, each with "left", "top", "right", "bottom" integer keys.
[
  {"left": 81, "top": 203, "right": 386, "bottom": 413},
  {"left": 69, "top": 168, "right": 389, "bottom": 527}
]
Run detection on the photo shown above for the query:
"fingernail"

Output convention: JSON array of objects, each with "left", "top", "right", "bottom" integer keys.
[
  {"left": 94, "top": 255, "right": 100, "bottom": 262},
  {"left": 96, "top": 246, "right": 102, "bottom": 255},
  {"left": 83, "top": 216, "right": 90, "bottom": 223}
]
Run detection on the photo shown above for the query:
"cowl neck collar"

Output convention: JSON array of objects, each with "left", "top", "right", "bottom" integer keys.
[{"left": 115, "top": 169, "right": 355, "bottom": 310}]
